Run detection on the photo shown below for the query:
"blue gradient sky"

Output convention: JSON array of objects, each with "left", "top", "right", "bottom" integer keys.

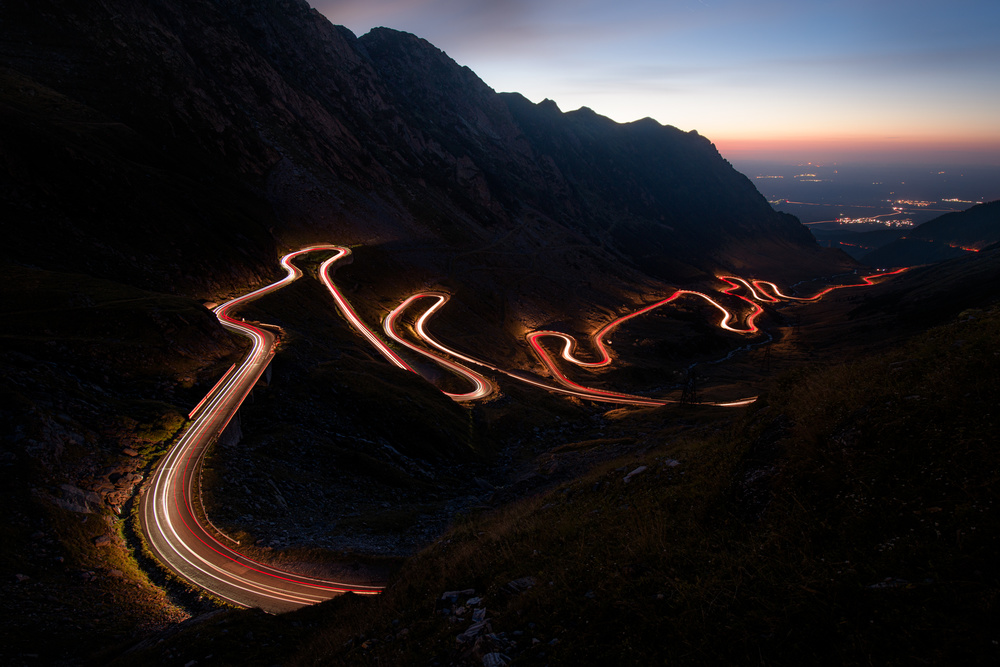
[{"left": 316, "top": 0, "right": 1000, "bottom": 164}]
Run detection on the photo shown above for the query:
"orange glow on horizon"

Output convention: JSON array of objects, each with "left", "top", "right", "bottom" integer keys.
[{"left": 714, "top": 136, "right": 1000, "bottom": 165}]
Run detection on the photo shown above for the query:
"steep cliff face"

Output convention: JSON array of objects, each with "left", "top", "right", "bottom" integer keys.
[
  {"left": 1, "top": 0, "right": 848, "bottom": 298},
  {"left": 498, "top": 94, "right": 819, "bottom": 277}
]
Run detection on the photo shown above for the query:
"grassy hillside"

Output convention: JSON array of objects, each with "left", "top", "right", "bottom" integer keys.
[{"left": 114, "top": 297, "right": 1000, "bottom": 666}]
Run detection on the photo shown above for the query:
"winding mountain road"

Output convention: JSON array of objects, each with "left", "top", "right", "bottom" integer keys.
[
  {"left": 385, "top": 271, "right": 903, "bottom": 408},
  {"left": 141, "top": 246, "right": 384, "bottom": 613},
  {"left": 142, "top": 244, "right": 904, "bottom": 611}
]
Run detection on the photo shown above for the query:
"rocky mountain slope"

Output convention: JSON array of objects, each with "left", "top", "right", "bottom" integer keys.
[
  {"left": 2, "top": 0, "right": 848, "bottom": 297},
  {"left": 0, "top": 0, "right": 870, "bottom": 663}
]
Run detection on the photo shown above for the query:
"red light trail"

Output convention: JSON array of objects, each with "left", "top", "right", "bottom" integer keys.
[
  {"left": 144, "top": 245, "right": 905, "bottom": 612},
  {"left": 143, "top": 246, "right": 387, "bottom": 614},
  {"left": 751, "top": 267, "right": 906, "bottom": 301},
  {"left": 389, "top": 270, "right": 905, "bottom": 408},
  {"left": 383, "top": 292, "right": 494, "bottom": 401}
]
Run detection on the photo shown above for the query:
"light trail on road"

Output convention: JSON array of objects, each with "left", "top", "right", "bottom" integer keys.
[
  {"left": 752, "top": 267, "right": 907, "bottom": 301},
  {"left": 529, "top": 287, "right": 753, "bottom": 371},
  {"left": 524, "top": 282, "right": 764, "bottom": 405},
  {"left": 384, "top": 293, "right": 684, "bottom": 406},
  {"left": 317, "top": 250, "right": 415, "bottom": 372},
  {"left": 387, "top": 289, "right": 761, "bottom": 408},
  {"left": 720, "top": 276, "right": 777, "bottom": 304},
  {"left": 383, "top": 293, "right": 493, "bottom": 401},
  {"left": 187, "top": 363, "right": 236, "bottom": 419},
  {"left": 390, "top": 269, "right": 906, "bottom": 409},
  {"left": 146, "top": 244, "right": 906, "bottom": 612},
  {"left": 143, "top": 245, "right": 386, "bottom": 613}
]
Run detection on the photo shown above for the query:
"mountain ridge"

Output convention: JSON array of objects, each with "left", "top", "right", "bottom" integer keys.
[{"left": 1, "top": 0, "right": 851, "bottom": 297}]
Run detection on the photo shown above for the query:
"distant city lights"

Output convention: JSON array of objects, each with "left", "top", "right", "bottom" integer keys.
[{"left": 836, "top": 216, "right": 914, "bottom": 228}]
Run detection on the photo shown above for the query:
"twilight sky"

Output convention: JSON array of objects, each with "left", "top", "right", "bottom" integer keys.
[{"left": 316, "top": 0, "right": 1000, "bottom": 165}]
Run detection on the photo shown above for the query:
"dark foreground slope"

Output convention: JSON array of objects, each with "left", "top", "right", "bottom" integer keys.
[
  {"left": 862, "top": 200, "right": 1000, "bottom": 268},
  {"left": 114, "top": 249, "right": 1000, "bottom": 667}
]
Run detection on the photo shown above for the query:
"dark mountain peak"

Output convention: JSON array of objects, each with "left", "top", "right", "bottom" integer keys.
[
  {"left": 538, "top": 97, "right": 562, "bottom": 113},
  {"left": 1, "top": 0, "right": 848, "bottom": 295},
  {"left": 517, "top": 96, "right": 695, "bottom": 147},
  {"left": 359, "top": 26, "right": 487, "bottom": 87},
  {"left": 632, "top": 116, "right": 663, "bottom": 129},
  {"left": 569, "top": 105, "right": 600, "bottom": 118},
  {"left": 499, "top": 93, "right": 562, "bottom": 118},
  {"left": 360, "top": 25, "right": 499, "bottom": 104},
  {"left": 361, "top": 26, "right": 442, "bottom": 57}
]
